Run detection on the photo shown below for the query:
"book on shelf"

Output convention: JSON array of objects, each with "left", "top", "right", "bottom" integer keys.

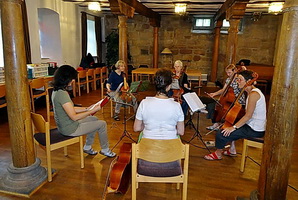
[
  {"left": 88, "top": 96, "right": 110, "bottom": 111},
  {"left": 182, "top": 92, "right": 206, "bottom": 113}
]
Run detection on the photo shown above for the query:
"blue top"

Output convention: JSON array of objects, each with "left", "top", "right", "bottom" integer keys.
[{"left": 107, "top": 71, "right": 124, "bottom": 91}]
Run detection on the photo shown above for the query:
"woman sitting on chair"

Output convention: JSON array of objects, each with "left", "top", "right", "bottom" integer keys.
[
  {"left": 52, "top": 65, "right": 116, "bottom": 157},
  {"left": 133, "top": 68, "right": 184, "bottom": 176},
  {"left": 204, "top": 70, "right": 266, "bottom": 161},
  {"left": 106, "top": 60, "right": 138, "bottom": 121},
  {"left": 170, "top": 60, "right": 191, "bottom": 117}
]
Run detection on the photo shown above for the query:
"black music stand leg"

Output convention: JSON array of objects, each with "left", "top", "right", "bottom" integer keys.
[
  {"left": 183, "top": 111, "right": 211, "bottom": 153},
  {"left": 111, "top": 101, "right": 136, "bottom": 151}
]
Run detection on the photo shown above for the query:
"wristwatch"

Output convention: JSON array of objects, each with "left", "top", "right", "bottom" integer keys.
[{"left": 233, "top": 125, "right": 238, "bottom": 130}]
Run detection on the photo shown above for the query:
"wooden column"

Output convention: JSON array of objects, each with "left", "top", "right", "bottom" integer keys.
[
  {"left": 256, "top": 0, "right": 298, "bottom": 199},
  {"left": 225, "top": 18, "right": 240, "bottom": 67},
  {"left": 210, "top": 20, "right": 222, "bottom": 82},
  {"left": 118, "top": 15, "right": 128, "bottom": 75},
  {"left": 153, "top": 27, "right": 159, "bottom": 68},
  {"left": 1, "top": 0, "right": 35, "bottom": 168},
  {"left": 0, "top": 0, "right": 47, "bottom": 196}
]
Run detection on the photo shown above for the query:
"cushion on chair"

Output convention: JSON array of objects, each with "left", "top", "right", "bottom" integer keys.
[
  {"left": 246, "top": 137, "right": 264, "bottom": 143},
  {"left": 34, "top": 128, "right": 77, "bottom": 146},
  {"left": 0, "top": 97, "right": 6, "bottom": 105},
  {"left": 137, "top": 159, "right": 182, "bottom": 177},
  {"left": 32, "top": 89, "right": 45, "bottom": 95}
]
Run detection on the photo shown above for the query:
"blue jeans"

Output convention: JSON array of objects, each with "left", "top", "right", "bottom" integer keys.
[{"left": 215, "top": 124, "right": 265, "bottom": 149}]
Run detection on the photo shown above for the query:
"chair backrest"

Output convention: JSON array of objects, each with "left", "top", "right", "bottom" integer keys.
[
  {"left": 101, "top": 67, "right": 108, "bottom": 81},
  {"left": 78, "top": 70, "right": 87, "bottom": 79},
  {"left": 0, "top": 84, "right": 7, "bottom": 108},
  {"left": 0, "top": 84, "right": 6, "bottom": 98},
  {"left": 30, "top": 78, "right": 46, "bottom": 90},
  {"left": 31, "top": 112, "right": 48, "bottom": 134},
  {"left": 87, "top": 69, "right": 94, "bottom": 77},
  {"left": 135, "top": 138, "right": 187, "bottom": 163},
  {"left": 94, "top": 68, "right": 101, "bottom": 77}
]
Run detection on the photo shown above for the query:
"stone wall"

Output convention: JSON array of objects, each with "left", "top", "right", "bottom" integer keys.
[{"left": 105, "top": 14, "right": 281, "bottom": 80}]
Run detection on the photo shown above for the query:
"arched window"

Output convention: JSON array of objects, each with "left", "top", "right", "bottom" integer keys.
[{"left": 38, "top": 8, "right": 62, "bottom": 64}]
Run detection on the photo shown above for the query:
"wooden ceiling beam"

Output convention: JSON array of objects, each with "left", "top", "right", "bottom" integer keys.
[
  {"left": 121, "top": 0, "right": 161, "bottom": 27},
  {"left": 214, "top": 0, "right": 249, "bottom": 21},
  {"left": 109, "top": 0, "right": 135, "bottom": 18}
]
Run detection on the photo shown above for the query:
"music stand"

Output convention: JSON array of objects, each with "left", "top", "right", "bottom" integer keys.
[
  {"left": 183, "top": 92, "right": 211, "bottom": 153},
  {"left": 111, "top": 100, "right": 136, "bottom": 150}
]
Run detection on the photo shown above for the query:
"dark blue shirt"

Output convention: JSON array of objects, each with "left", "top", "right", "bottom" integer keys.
[{"left": 107, "top": 71, "right": 124, "bottom": 91}]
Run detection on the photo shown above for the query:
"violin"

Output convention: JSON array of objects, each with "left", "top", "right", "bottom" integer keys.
[
  {"left": 221, "top": 72, "right": 259, "bottom": 129},
  {"left": 102, "top": 143, "right": 132, "bottom": 199},
  {"left": 172, "top": 70, "right": 184, "bottom": 104},
  {"left": 120, "top": 75, "right": 132, "bottom": 103}
]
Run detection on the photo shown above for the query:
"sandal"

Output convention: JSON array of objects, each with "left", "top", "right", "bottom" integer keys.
[
  {"left": 83, "top": 148, "right": 98, "bottom": 155},
  {"left": 223, "top": 149, "right": 237, "bottom": 157},
  {"left": 113, "top": 115, "right": 120, "bottom": 121},
  {"left": 204, "top": 152, "right": 222, "bottom": 161},
  {"left": 100, "top": 149, "right": 116, "bottom": 158}
]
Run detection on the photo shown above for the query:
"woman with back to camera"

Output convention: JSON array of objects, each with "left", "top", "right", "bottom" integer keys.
[
  {"left": 51, "top": 65, "right": 116, "bottom": 157},
  {"left": 133, "top": 68, "right": 185, "bottom": 176},
  {"left": 134, "top": 68, "right": 184, "bottom": 140}
]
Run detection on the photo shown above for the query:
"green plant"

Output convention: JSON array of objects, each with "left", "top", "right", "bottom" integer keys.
[
  {"left": 106, "top": 30, "right": 119, "bottom": 66},
  {"left": 105, "top": 30, "right": 132, "bottom": 67}
]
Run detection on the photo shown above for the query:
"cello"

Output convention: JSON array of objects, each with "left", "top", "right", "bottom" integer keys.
[
  {"left": 221, "top": 72, "right": 259, "bottom": 129},
  {"left": 213, "top": 66, "right": 244, "bottom": 123},
  {"left": 102, "top": 143, "right": 132, "bottom": 199},
  {"left": 120, "top": 75, "right": 132, "bottom": 103}
]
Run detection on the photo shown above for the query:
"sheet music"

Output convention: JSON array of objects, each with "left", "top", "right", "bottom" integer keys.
[{"left": 183, "top": 92, "right": 206, "bottom": 113}]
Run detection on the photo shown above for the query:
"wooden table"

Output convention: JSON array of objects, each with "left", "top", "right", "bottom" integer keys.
[
  {"left": 131, "top": 68, "right": 158, "bottom": 82},
  {"left": 132, "top": 68, "right": 202, "bottom": 94}
]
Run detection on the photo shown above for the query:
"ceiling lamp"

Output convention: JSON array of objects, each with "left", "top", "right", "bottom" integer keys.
[
  {"left": 88, "top": 2, "right": 101, "bottom": 12},
  {"left": 175, "top": 3, "right": 187, "bottom": 15},
  {"left": 268, "top": 2, "right": 284, "bottom": 15}
]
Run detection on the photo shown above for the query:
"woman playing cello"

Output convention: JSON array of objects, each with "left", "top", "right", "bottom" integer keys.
[
  {"left": 205, "top": 64, "right": 246, "bottom": 131},
  {"left": 204, "top": 70, "right": 266, "bottom": 160},
  {"left": 106, "top": 60, "right": 138, "bottom": 121}
]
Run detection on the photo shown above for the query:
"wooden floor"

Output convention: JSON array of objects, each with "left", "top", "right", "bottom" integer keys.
[{"left": 0, "top": 84, "right": 297, "bottom": 200}]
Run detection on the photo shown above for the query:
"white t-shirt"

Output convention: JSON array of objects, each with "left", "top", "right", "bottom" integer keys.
[
  {"left": 246, "top": 88, "right": 266, "bottom": 131},
  {"left": 136, "top": 97, "right": 184, "bottom": 139}
]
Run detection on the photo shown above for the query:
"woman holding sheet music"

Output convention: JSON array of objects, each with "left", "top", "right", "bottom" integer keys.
[
  {"left": 51, "top": 65, "right": 116, "bottom": 157},
  {"left": 106, "top": 60, "right": 138, "bottom": 121}
]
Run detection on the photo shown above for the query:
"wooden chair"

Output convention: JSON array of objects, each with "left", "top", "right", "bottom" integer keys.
[
  {"left": 0, "top": 84, "right": 7, "bottom": 108},
  {"left": 86, "top": 68, "right": 95, "bottom": 91},
  {"left": 31, "top": 112, "right": 84, "bottom": 182},
  {"left": 93, "top": 67, "right": 101, "bottom": 90},
  {"left": 240, "top": 137, "right": 264, "bottom": 173},
  {"left": 76, "top": 70, "right": 88, "bottom": 96},
  {"left": 100, "top": 66, "right": 109, "bottom": 99},
  {"left": 132, "top": 138, "right": 189, "bottom": 200},
  {"left": 29, "top": 77, "right": 52, "bottom": 122},
  {"left": 100, "top": 67, "right": 109, "bottom": 113},
  {"left": 138, "top": 65, "right": 150, "bottom": 81}
]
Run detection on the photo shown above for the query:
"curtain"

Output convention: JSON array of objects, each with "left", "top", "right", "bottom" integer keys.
[
  {"left": 95, "top": 16, "right": 102, "bottom": 63},
  {"left": 81, "top": 12, "right": 87, "bottom": 58},
  {"left": 21, "top": 0, "right": 31, "bottom": 64}
]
